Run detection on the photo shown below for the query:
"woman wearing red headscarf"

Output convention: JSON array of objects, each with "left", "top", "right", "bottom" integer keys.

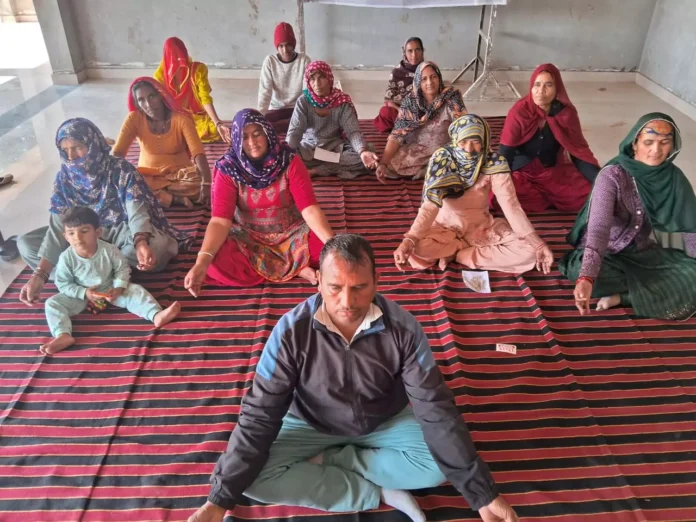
[
  {"left": 153, "top": 37, "right": 230, "bottom": 143},
  {"left": 498, "top": 64, "right": 599, "bottom": 213},
  {"left": 112, "top": 77, "right": 212, "bottom": 208},
  {"left": 286, "top": 61, "right": 379, "bottom": 179}
]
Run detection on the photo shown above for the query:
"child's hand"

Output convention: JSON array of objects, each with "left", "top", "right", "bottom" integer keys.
[
  {"left": 106, "top": 287, "right": 125, "bottom": 303},
  {"left": 85, "top": 287, "right": 101, "bottom": 302}
]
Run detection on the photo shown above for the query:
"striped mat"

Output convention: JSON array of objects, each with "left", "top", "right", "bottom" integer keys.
[{"left": 2, "top": 118, "right": 696, "bottom": 522}]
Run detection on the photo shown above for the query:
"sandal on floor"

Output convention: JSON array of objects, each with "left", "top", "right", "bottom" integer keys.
[{"left": 0, "top": 174, "right": 14, "bottom": 188}]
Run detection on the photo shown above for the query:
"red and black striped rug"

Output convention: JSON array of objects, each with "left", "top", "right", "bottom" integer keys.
[{"left": 2, "top": 118, "right": 696, "bottom": 521}]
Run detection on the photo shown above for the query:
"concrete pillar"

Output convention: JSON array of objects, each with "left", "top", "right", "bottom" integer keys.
[{"left": 33, "top": 0, "right": 85, "bottom": 85}]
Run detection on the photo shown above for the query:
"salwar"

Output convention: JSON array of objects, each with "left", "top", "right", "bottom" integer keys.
[
  {"left": 45, "top": 283, "right": 162, "bottom": 337},
  {"left": 266, "top": 108, "right": 295, "bottom": 134},
  {"left": 387, "top": 109, "right": 452, "bottom": 179},
  {"left": 206, "top": 230, "right": 324, "bottom": 287},
  {"left": 244, "top": 407, "right": 445, "bottom": 513},
  {"left": 138, "top": 164, "right": 202, "bottom": 208},
  {"left": 299, "top": 143, "right": 372, "bottom": 180},
  {"left": 191, "top": 111, "right": 221, "bottom": 143},
  {"left": 373, "top": 105, "right": 399, "bottom": 134},
  {"left": 409, "top": 223, "right": 537, "bottom": 274},
  {"left": 560, "top": 245, "right": 696, "bottom": 320},
  {"left": 17, "top": 216, "right": 178, "bottom": 275},
  {"left": 507, "top": 158, "right": 591, "bottom": 213}
]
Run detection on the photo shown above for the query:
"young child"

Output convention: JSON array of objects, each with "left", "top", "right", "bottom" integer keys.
[
  {"left": 257, "top": 22, "right": 310, "bottom": 133},
  {"left": 41, "top": 206, "right": 180, "bottom": 355}
]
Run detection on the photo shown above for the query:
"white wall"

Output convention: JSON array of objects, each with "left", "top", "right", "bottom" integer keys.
[
  {"left": 640, "top": 0, "right": 696, "bottom": 107},
  {"left": 66, "top": 0, "right": 657, "bottom": 71}
]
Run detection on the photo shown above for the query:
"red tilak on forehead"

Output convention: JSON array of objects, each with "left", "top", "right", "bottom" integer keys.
[{"left": 640, "top": 120, "right": 674, "bottom": 138}]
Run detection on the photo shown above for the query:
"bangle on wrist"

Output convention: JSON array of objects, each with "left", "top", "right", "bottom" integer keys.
[
  {"left": 201, "top": 181, "right": 211, "bottom": 186},
  {"left": 33, "top": 268, "right": 49, "bottom": 283},
  {"left": 577, "top": 276, "right": 594, "bottom": 285},
  {"left": 403, "top": 237, "right": 416, "bottom": 247},
  {"left": 134, "top": 232, "right": 150, "bottom": 246},
  {"left": 198, "top": 251, "right": 215, "bottom": 260}
]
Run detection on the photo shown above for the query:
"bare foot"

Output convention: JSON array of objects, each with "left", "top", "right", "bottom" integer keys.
[
  {"left": 40, "top": 333, "right": 75, "bottom": 355},
  {"left": 596, "top": 294, "right": 621, "bottom": 311},
  {"left": 154, "top": 302, "right": 181, "bottom": 328},
  {"left": 438, "top": 255, "right": 454, "bottom": 271},
  {"left": 298, "top": 266, "right": 318, "bottom": 285},
  {"left": 381, "top": 489, "right": 426, "bottom": 522},
  {"left": 174, "top": 196, "right": 194, "bottom": 209}
]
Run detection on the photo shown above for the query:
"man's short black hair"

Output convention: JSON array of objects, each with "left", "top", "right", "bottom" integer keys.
[
  {"left": 319, "top": 234, "right": 376, "bottom": 276},
  {"left": 63, "top": 206, "right": 100, "bottom": 230}
]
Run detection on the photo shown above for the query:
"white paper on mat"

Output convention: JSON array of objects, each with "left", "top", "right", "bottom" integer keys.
[
  {"left": 314, "top": 147, "right": 341, "bottom": 163},
  {"left": 461, "top": 270, "right": 491, "bottom": 293},
  {"left": 305, "top": 0, "right": 506, "bottom": 7}
]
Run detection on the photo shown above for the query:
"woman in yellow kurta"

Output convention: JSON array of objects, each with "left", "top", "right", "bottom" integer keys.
[
  {"left": 153, "top": 37, "right": 231, "bottom": 143},
  {"left": 112, "top": 77, "right": 212, "bottom": 208}
]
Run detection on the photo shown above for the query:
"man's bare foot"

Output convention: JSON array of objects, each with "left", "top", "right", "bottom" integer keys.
[
  {"left": 299, "top": 266, "right": 318, "bottom": 285},
  {"left": 381, "top": 489, "right": 426, "bottom": 522},
  {"left": 154, "top": 302, "right": 181, "bottom": 327},
  {"left": 438, "top": 255, "right": 454, "bottom": 271},
  {"left": 596, "top": 294, "right": 621, "bottom": 311},
  {"left": 40, "top": 333, "right": 75, "bottom": 355}
]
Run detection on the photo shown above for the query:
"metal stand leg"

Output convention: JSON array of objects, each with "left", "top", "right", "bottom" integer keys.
[
  {"left": 452, "top": 5, "right": 520, "bottom": 102},
  {"left": 297, "top": 0, "right": 306, "bottom": 54}
]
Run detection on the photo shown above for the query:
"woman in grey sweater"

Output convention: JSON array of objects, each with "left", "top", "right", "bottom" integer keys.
[{"left": 286, "top": 61, "right": 378, "bottom": 180}]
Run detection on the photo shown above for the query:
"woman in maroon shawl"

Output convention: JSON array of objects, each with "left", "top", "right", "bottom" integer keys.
[
  {"left": 498, "top": 63, "right": 599, "bottom": 213},
  {"left": 373, "top": 37, "right": 425, "bottom": 134}
]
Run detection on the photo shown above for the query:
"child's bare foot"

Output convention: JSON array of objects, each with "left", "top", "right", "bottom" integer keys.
[
  {"left": 298, "top": 266, "right": 318, "bottom": 285},
  {"left": 154, "top": 302, "right": 181, "bottom": 327},
  {"left": 40, "top": 333, "right": 75, "bottom": 355},
  {"left": 597, "top": 294, "right": 621, "bottom": 311}
]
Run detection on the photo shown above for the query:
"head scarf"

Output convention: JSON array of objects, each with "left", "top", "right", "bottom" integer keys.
[
  {"left": 500, "top": 63, "right": 598, "bottom": 167},
  {"left": 274, "top": 22, "right": 296, "bottom": 48},
  {"left": 424, "top": 114, "right": 509, "bottom": 207},
  {"left": 157, "top": 37, "right": 204, "bottom": 114},
  {"left": 567, "top": 112, "right": 696, "bottom": 245},
  {"left": 390, "top": 61, "right": 466, "bottom": 142},
  {"left": 384, "top": 37, "right": 423, "bottom": 104},
  {"left": 302, "top": 61, "right": 354, "bottom": 110},
  {"left": 51, "top": 118, "right": 190, "bottom": 245},
  {"left": 215, "top": 109, "right": 294, "bottom": 190},
  {"left": 127, "top": 76, "right": 180, "bottom": 114}
]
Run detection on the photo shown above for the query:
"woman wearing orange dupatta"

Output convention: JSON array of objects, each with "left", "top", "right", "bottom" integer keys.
[
  {"left": 154, "top": 37, "right": 230, "bottom": 143},
  {"left": 112, "top": 77, "right": 212, "bottom": 208}
]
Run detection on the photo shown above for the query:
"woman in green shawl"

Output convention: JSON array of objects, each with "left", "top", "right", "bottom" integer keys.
[{"left": 559, "top": 112, "right": 696, "bottom": 320}]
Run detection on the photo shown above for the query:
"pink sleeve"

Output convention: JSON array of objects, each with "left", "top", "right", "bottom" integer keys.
[
  {"left": 212, "top": 168, "right": 238, "bottom": 219},
  {"left": 287, "top": 155, "right": 318, "bottom": 212}
]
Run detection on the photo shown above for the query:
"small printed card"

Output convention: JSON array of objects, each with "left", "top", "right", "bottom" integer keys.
[
  {"left": 461, "top": 270, "right": 491, "bottom": 293},
  {"left": 314, "top": 147, "right": 341, "bottom": 163},
  {"left": 496, "top": 343, "right": 517, "bottom": 355}
]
